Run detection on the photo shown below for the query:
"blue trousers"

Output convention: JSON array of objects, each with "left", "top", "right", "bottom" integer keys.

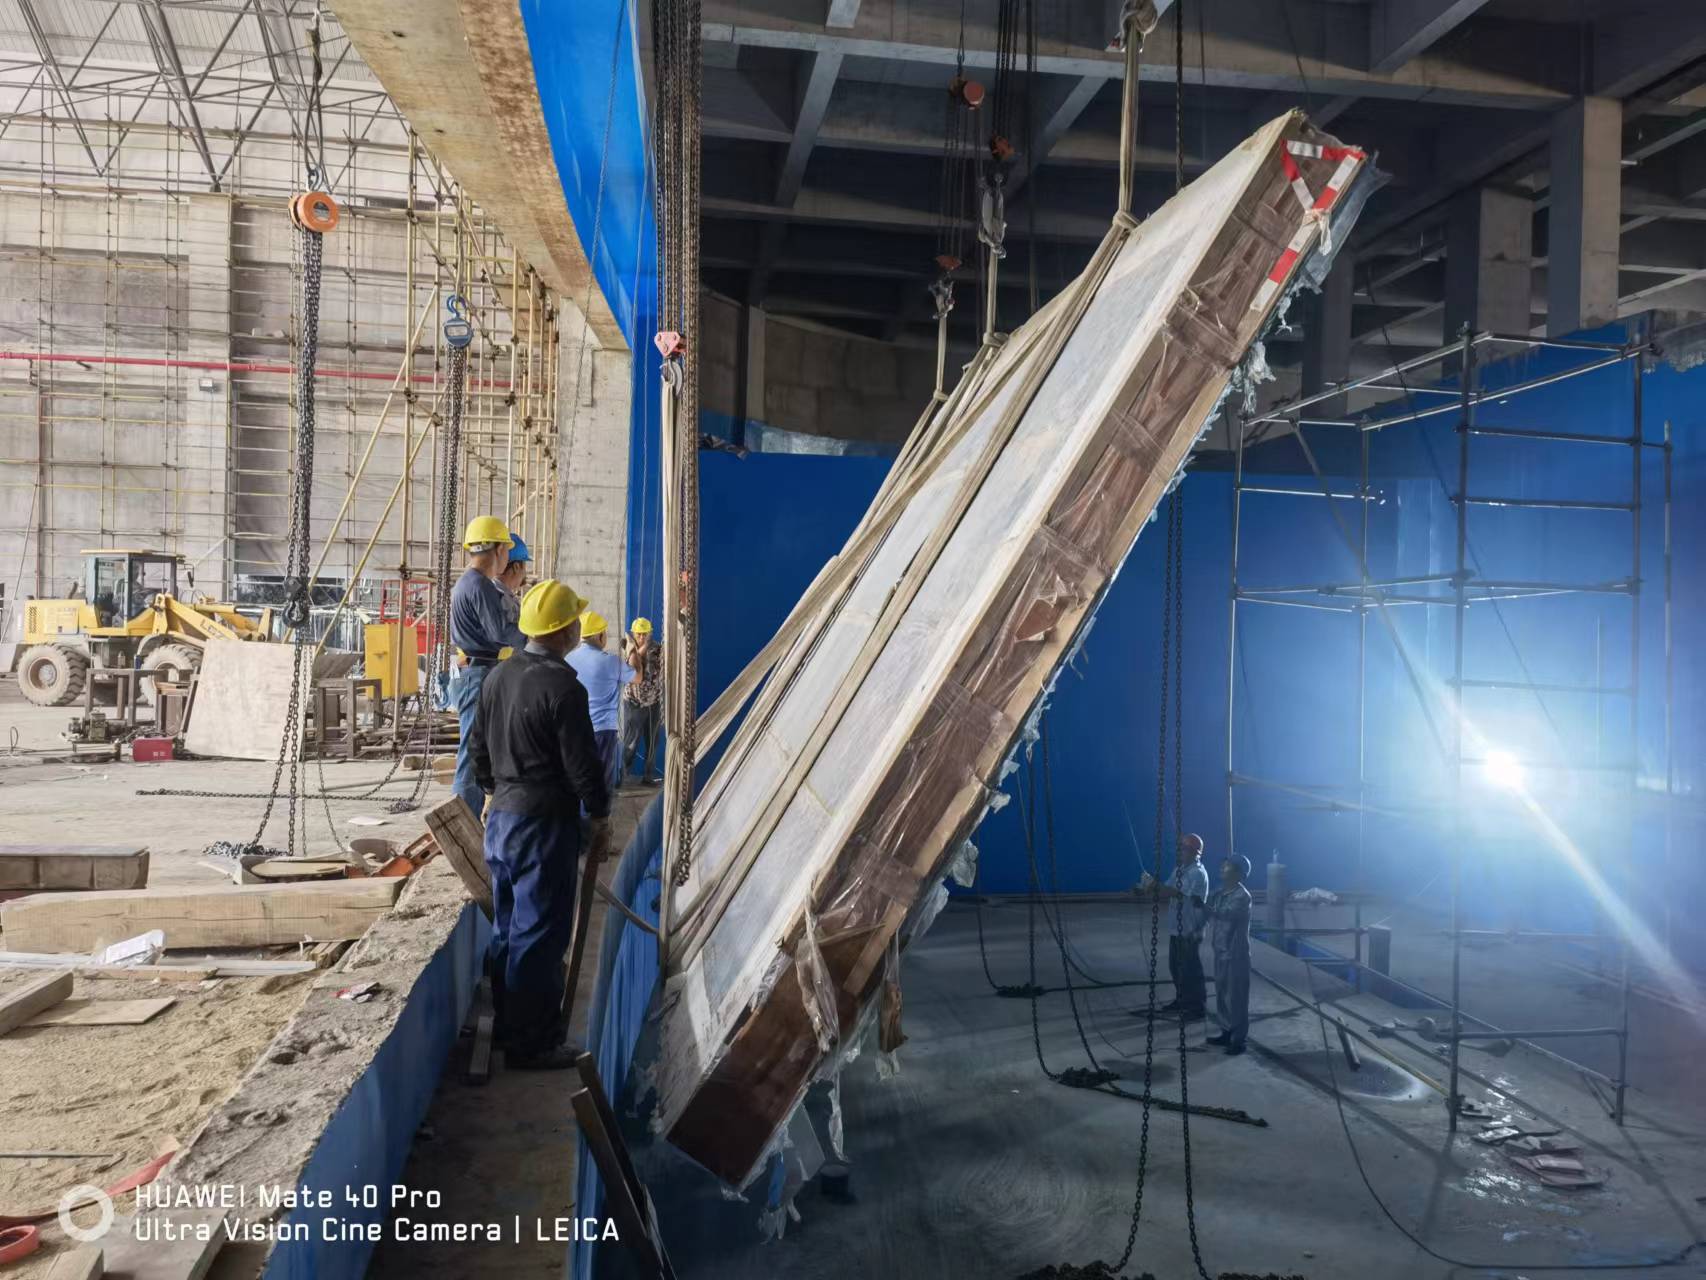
[
  {"left": 452, "top": 662, "right": 490, "bottom": 819},
  {"left": 1169, "top": 935, "right": 1207, "bottom": 1013},
  {"left": 1214, "top": 946, "right": 1251, "bottom": 1049},
  {"left": 484, "top": 807, "right": 580, "bottom": 1055}
]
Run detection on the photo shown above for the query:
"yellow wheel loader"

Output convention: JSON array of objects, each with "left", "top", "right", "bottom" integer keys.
[{"left": 13, "top": 549, "right": 274, "bottom": 707}]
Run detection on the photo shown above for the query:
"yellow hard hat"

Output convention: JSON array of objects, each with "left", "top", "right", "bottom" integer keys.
[
  {"left": 518, "top": 579, "right": 587, "bottom": 638},
  {"left": 579, "top": 609, "right": 607, "bottom": 639},
  {"left": 462, "top": 515, "right": 514, "bottom": 550},
  {"left": 630, "top": 617, "right": 653, "bottom": 635}
]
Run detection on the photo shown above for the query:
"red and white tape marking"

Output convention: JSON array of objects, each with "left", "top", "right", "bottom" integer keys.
[{"left": 1251, "top": 140, "right": 1367, "bottom": 311}]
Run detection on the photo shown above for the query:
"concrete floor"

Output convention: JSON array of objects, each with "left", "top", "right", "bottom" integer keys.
[
  {"left": 0, "top": 680, "right": 442, "bottom": 886},
  {"left": 633, "top": 898, "right": 1706, "bottom": 1279}
]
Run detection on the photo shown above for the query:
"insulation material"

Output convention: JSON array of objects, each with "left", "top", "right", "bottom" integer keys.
[{"left": 651, "top": 112, "right": 1372, "bottom": 1185}]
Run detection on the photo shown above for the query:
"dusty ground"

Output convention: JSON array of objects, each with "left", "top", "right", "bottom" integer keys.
[
  {"left": 0, "top": 677, "right": 444, "bottom": 1275},
  {"left": 0, "top": 969, "right": 317, "bottom": 1277}
]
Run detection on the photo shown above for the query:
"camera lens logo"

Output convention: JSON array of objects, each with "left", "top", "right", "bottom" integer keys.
[{"left": 57, "top": 1186, "right": 114, "bottom": 1243}]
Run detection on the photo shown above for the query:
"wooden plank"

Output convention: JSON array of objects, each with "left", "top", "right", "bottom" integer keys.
[
  {"left": 27, "top": 997, "right": 176, "bottom": 1027},
  {"left": 465, "top": 1012, "right": 494, "bottom": 1085},
  {"left": 0, "top": 880, "right": 403, "bottom": 953},
  {"left": 425, "top": 797, "right": 492, "bottom": 920},
  {"left": 44, "top": 1246, "right": 104, "bottom": 1280},
  {"left": 248, "top": 860, "right": 347, "bottom": 881},
  {"left": 100, "top": 1207, "right": 224, "bottom": 1280},
  {"left": 0, "top": 970, "right": 72, "bottom": 1035},
  {"left": 0, "top": 845, "right": 148, "bottom": 892}
]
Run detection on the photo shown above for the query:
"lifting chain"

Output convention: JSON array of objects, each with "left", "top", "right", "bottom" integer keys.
[
  {"left": 655, "top": 0, "right": 704, "bottom": 890},
  {"left": 219, "top": 220, "right": 325, "bottom": 860}
]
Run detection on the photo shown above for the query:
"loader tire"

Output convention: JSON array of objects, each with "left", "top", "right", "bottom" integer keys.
[
  {"left": 143, "top": 642, "right": 202, "bottom": 687},
  {"left": 18, "top": 643, "right": 89, "bottom": 707}
]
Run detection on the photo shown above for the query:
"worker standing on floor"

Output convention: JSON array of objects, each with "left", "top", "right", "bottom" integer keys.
[
  {"left": 450, "top": 516, "right": 525, "bottom": 818},
  {"left": 1206, "top": 853, "right": 1253, "bottom": 1055},
  {"left": 566, "top": 610, "right": 634, "bottom": 797},
  {"left": 1159, "top": 833, "right": 1209, "bottom": 1020},
  {"left": 621, "top": 617, "right": 663, "bottom": 785},
  {"left": 468, "top": 579, "right": 611, "bottom": 1070}
]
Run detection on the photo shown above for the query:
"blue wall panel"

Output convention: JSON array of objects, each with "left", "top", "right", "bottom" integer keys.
[{"left": 519, "top": 0, "right": 653, "bottom": 346}]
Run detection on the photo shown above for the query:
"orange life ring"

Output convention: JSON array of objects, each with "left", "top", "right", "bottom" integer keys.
[{"left": 291, "top": 191, "right": 340, "bottom": 233}]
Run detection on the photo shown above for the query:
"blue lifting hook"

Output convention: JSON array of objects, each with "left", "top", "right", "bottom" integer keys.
[{"left": 443, "top": 294, "right": 473, "bottom": 349}]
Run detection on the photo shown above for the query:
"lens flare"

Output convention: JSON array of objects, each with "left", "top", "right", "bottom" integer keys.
[{"left": 1482, "top": 749, "right": 1525, "bottom": 791}]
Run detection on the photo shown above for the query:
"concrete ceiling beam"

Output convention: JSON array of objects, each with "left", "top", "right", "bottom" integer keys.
[
  {"left": 702, "top": 0, "right": 1579, "bottom": 111},
  {"left": 1369, "top": 0, "right": 1495, "bottom": 74}
]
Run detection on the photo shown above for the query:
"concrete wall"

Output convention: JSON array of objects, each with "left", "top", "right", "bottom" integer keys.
[
  {"left": 699, "top": 291, "right": 937, "bottom": 446},
  {"left": 555, "top": 307, "right": 631, "bottom": 627}
]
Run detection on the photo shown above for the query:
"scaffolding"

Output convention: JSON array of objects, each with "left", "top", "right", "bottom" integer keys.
[
  {"left": 1226, "top": 329, "right": 1673, "bottom": 1128},
  {"left": 0, "top": 9, "right": 565, "bottom": 637}
]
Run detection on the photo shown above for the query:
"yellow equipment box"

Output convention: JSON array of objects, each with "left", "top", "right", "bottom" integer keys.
[{"left": 365, "top": 621, "right": 418, "bottom": 699}]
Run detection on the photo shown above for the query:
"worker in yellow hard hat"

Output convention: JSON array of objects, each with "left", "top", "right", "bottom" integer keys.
[
  {"left": 566, "top": 609, "right": 635, "bottom": 797},
  {"left": 620, "top": 616, "right": 663, "bottom": 786},
  {"left": 449, "top": 515, "right": 523, "bottom": 817},
  {"left": 466, "top": 579, "right": 612, "bottom": 1070}
]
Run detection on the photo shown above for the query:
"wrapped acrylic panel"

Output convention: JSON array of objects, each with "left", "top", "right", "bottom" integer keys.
[{"left": 652, "top": 113, "right": 1372, "bottom": 1185}]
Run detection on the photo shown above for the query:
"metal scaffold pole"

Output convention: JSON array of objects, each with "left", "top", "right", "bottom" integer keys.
[{"left": 1447, "top": 326, "right": 1475, "bottom": 1130}]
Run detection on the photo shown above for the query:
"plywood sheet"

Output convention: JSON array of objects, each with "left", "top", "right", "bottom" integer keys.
[
  {"left": 0, "top": 879, "right": 404, "bottom": 953},
  {"left": 184, "top": 644, "right": 357, "bottom": 762},
  {"left": 27, "top": 996, "right": 176, "bottom": 1026},
  {"left": 652, "top": 112, "right": 1373, "bottom": 1184}
]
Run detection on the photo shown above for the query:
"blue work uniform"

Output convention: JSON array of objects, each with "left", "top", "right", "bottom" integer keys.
[
  {"left": 449, "top": 566, "right": 525, "bottom": 818},
  {"left": 467, "top": 642, "right": 610, "bottom": 1056},
  {"left": 1208, "top": 882, "right": 1253, "bottom": 1050},
  {"left": 1168, "top": 859, "right": 1210, "bottom": 1014},
  {"left": 566, "top": 642, "right": 635, "bottom": 797}
]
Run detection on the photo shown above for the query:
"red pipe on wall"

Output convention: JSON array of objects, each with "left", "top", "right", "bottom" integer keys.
[{"left": 0, "top": 349, "right": 514, "bottom": 390}]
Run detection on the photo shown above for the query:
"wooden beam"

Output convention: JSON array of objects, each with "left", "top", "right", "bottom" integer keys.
[
  {"left": 0, "top": 844, "right": 148, "bottom": 891},
  {"left": 0, "top": 879, "right": 404, "bottom": 953},
  {"left": 0, "top": 969, "right": 72, "bottom": 1035}
]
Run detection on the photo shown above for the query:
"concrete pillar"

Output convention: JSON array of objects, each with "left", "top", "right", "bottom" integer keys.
[
  {"left": 554, "top": 301, "right": 631, "bottom": 628},
  {"left": 1301, "top": 256, "right": 1352, "bottom": 413},
  {"left": 742, "top": 303, "right": 767, "bottom": 436},
  {"left": 1445, "top": 186, "right": 1533, "bottom": 340},
  {"left": 1547, "top": 97, "right": 1621, "bottom": 337}
]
